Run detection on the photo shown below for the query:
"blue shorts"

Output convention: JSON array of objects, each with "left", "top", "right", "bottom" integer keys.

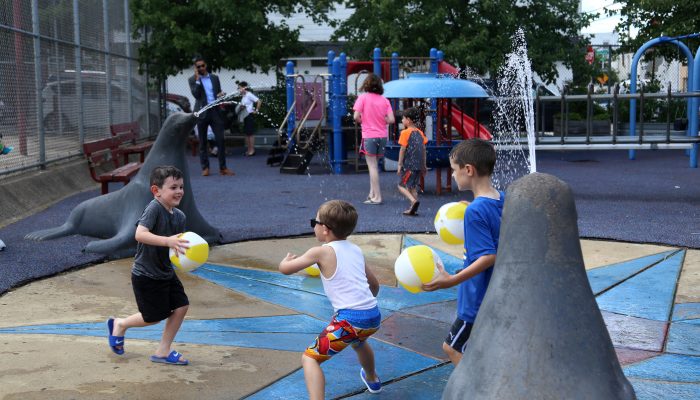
[{"left": 360, "top": 138, "right": 387, "bottom": 157}]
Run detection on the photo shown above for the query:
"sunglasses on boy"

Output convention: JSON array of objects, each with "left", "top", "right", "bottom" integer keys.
[{"left": 310, "top": 218, "right": 333, "bottom": 230}]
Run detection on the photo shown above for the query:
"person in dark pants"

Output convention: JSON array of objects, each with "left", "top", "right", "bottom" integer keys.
[{"left": 188, "top": 57, "right": 234, "bottom": 176}]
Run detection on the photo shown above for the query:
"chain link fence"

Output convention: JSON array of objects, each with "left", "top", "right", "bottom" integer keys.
[{"left": 0, "top": 0, "right": 159, "bottom": 177}]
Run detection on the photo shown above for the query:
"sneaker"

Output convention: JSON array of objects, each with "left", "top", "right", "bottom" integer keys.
[{"left": 360, "top": 368, "right": 382, "bottom": 394}]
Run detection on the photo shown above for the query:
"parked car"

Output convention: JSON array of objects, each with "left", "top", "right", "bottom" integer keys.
[
  {"left": 41, "top": 71, "right": 159, "bottom": 134},
  {"left": 165, "top": 93, "right": 191, "bottom": 114}
]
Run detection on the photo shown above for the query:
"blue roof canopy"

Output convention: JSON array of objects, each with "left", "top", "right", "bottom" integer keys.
[{"left": 383, "top": 73, "right": 489, "bottom": 99}]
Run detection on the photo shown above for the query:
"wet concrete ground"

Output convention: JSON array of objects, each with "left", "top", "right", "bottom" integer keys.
[{"left": 1, "top": 234, "right": 698, "bottom": 399}]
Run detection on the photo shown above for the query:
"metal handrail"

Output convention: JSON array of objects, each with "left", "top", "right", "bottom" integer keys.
[
  {"left": 276, "top": 99, "right": 297, "bottom": 137},
  {"left": 293, "top": 75, "right": 327, "bottom": 150}
]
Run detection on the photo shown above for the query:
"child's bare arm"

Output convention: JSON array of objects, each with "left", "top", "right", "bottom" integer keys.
[
  {"left": 364, "top": 259, "right": 380, "bottom": 297},
  {"left": 422, "top": 254, "right": 495, "bottom": 291},
  {"left": 134, "top": 225, "right": 189, "bottom": 255},
  {"left": 385, "top": 112, "right": 395, "bottom": 124},
  {"left": 353, "top": 110, "right": 362, "bottom": 124},
  {"left": 279, "top": 246, "right": 324, "bottom": 275},
  {"left": 397, "top": 146, "right": 406, "bottom": 175}
]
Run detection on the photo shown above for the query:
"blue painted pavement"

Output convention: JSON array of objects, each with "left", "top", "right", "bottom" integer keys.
[
  {"left": 587, "top": 250, "right": 677, "bottom": 295},
  {"left": 629, "top": 379, "right": 700, "bottom": 400},
  {"left": 672, "top": 303, "right": 700, "bottom": 322},
  {"left": 347, "top": 364, "right": 453, "bottom": 399},
  {"left": 624, "top": 354, "right": 700, "bottom": 383},
  {"left": 246, "top": 339, "right": 441, "bottom": 399},
  {"left": 595, "top": 251, "right": 684, "bottom": 321},
  {"left": 666, "top": 321, "right": 700, "bottom": 356}
]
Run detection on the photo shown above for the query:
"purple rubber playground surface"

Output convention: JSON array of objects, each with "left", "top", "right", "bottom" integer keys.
[{"left": 0, "top": 148, "right": 698, "bottom": 295}]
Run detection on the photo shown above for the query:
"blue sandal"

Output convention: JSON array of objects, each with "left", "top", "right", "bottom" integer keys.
[
  {"left": 107, "top": 318, "right": 124, "bottom": 355},
  {"left": 150, "top": 350, "right": 189, "bottom": 365}
]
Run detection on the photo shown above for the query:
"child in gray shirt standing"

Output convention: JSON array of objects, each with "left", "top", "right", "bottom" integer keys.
[{"left": 107, "top": 166, "right": 191, "bottom": 365}]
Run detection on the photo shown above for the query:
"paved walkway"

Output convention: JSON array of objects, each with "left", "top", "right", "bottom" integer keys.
[
  {"left": 0, "top": 234, "right": 699, "bottom": 399},
  {"left": 1, "top": 148, "right": 699, "bottom": 398}
]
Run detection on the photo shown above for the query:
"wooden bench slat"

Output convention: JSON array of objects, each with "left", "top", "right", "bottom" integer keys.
[
  {"left": 84, "top": 136, "right": 142, "bottom": 195},
  {"left": 111, "top": 121, "right": 154, "bottom": 163}
]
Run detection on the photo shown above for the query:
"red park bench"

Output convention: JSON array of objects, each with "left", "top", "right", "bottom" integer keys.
[
  {"left": 82, "top": 137, "right": 142, "bottom": 195},
  {"left": 110, "top": 121, "right": 154, "bottom": 164}
]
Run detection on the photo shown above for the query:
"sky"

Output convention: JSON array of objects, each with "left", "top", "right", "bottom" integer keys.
[{"left": 580, "top": 0, "right": 624, "bottom": 34}]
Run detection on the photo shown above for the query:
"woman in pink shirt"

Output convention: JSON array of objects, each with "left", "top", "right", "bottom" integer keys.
[{"left": 353, "top": 73, "right": 395, "bottom": 205}]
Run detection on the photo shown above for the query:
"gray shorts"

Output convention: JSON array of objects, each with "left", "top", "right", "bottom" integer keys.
[
  {"left": 399, "top": 170, "right": 421, "bottom": 189},
  {"left": 360, "top": 137, "right": 387, "bottom": 157}
]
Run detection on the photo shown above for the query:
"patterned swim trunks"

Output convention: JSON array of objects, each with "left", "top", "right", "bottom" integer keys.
[{"left": 304, "top": 308, "right": 381, "bottom": 361}]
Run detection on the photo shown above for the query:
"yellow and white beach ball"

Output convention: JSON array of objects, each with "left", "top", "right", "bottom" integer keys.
[
  {"left": 434, "top": 202, "right": 468, "bottom": 245},
  {"left": 305, "top": 263, "right": 321, "bottom": 277},
  {"left": 394, "top": 245, "right": 442, "bottom": 293},
  {"left": 169, "top": 231, "right": 209, "bottom": 272}
]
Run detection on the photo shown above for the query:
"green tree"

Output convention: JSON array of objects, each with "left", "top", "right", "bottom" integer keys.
[
  {"left": 611, "top": 1, "right": 700, "bottom": 58},
  {"left": 130, "top": 0, "right": 334, "bottom": 79},
  {"left": 329, "top": 0, "right": 596, "bottom": 84}
]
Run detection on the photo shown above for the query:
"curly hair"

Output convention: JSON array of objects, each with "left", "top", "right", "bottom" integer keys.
[{"left": 359, "top": 73, "right": 384, "bottom": 95}]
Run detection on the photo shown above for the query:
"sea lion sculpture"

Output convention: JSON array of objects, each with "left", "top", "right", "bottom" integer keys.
[
  {"left": 443, "top": 173, "right": 635, "bottom": 400},
  {"left": 25, "top": 113, "right": 221, "bottom": 259}
]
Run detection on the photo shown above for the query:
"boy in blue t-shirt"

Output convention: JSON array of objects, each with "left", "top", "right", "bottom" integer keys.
[{"left": 423, "top": 138, "right": 504, "bottom": 366}]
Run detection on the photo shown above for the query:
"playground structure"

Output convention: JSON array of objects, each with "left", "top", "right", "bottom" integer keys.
[
  {"left": 276, "top": 36, "right": 700, "bottom": 177},
  {"left": 276, "top": 48, "right": 492, "bottom": 179}
]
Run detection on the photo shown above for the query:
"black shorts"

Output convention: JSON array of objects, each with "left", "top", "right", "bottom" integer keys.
[
  {"left": 132, "top": 273, "right": 189, "bottom": 323},
  {"left": 445, "top": 317, "right": 474, "bottom": 353}
]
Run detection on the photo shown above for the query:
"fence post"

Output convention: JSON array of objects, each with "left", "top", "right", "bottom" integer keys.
[
  {"left": 73, "top": 0, "right": 85, "bottom": 145},
  {"left": 31, "top": 0, "right": 45, "bottom": 167},
  {"left": 124, "top": 0, "right": 133, "bottom": 123}
]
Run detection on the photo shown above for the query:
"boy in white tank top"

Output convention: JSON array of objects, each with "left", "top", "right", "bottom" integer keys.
[{"left": 279, "top": 200, "right": 382, "bottom": 398}]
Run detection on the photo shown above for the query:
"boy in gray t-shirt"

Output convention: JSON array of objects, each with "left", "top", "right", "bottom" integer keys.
[{"left": 107, "top": 166, "right": 191, "bottom": 365}]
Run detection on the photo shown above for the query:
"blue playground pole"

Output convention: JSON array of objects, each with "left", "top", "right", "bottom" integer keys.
[
  {"left": 285, "top": 61, "right": 295, "bottom": 143},
  {"left": 327, "top": 50, "right": 335, "bottom": 126},
  {"left": 326, "top": 51, "right": 336, "bottom": 158},
  {"left": 690, "top": 47, "right": 700, "bottom": 168},
  {"left": 430, "top": 48, "right": 438, "bottom": 138},
  {"left": 391, "top": 52, "right": 399, "bottom": 119},
  {"left": 373, "top": 48, "right": 381, "bottom": 77},
  {"left": 628, "top": 37, "right": 694, "bottom": 162},
  {"left": 332, "top": 58, "right": 343, "bottom": 174},
  {"left": 437, "top": 50, "right": 444, "bottom": 67}
]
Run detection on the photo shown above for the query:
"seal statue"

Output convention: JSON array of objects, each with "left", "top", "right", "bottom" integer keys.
[
  {"left": 25, "top": 113, "right": 221, "bottom": 259},
  {"left": 443, "top": 173, "right": 635, "bottom": 400}
]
